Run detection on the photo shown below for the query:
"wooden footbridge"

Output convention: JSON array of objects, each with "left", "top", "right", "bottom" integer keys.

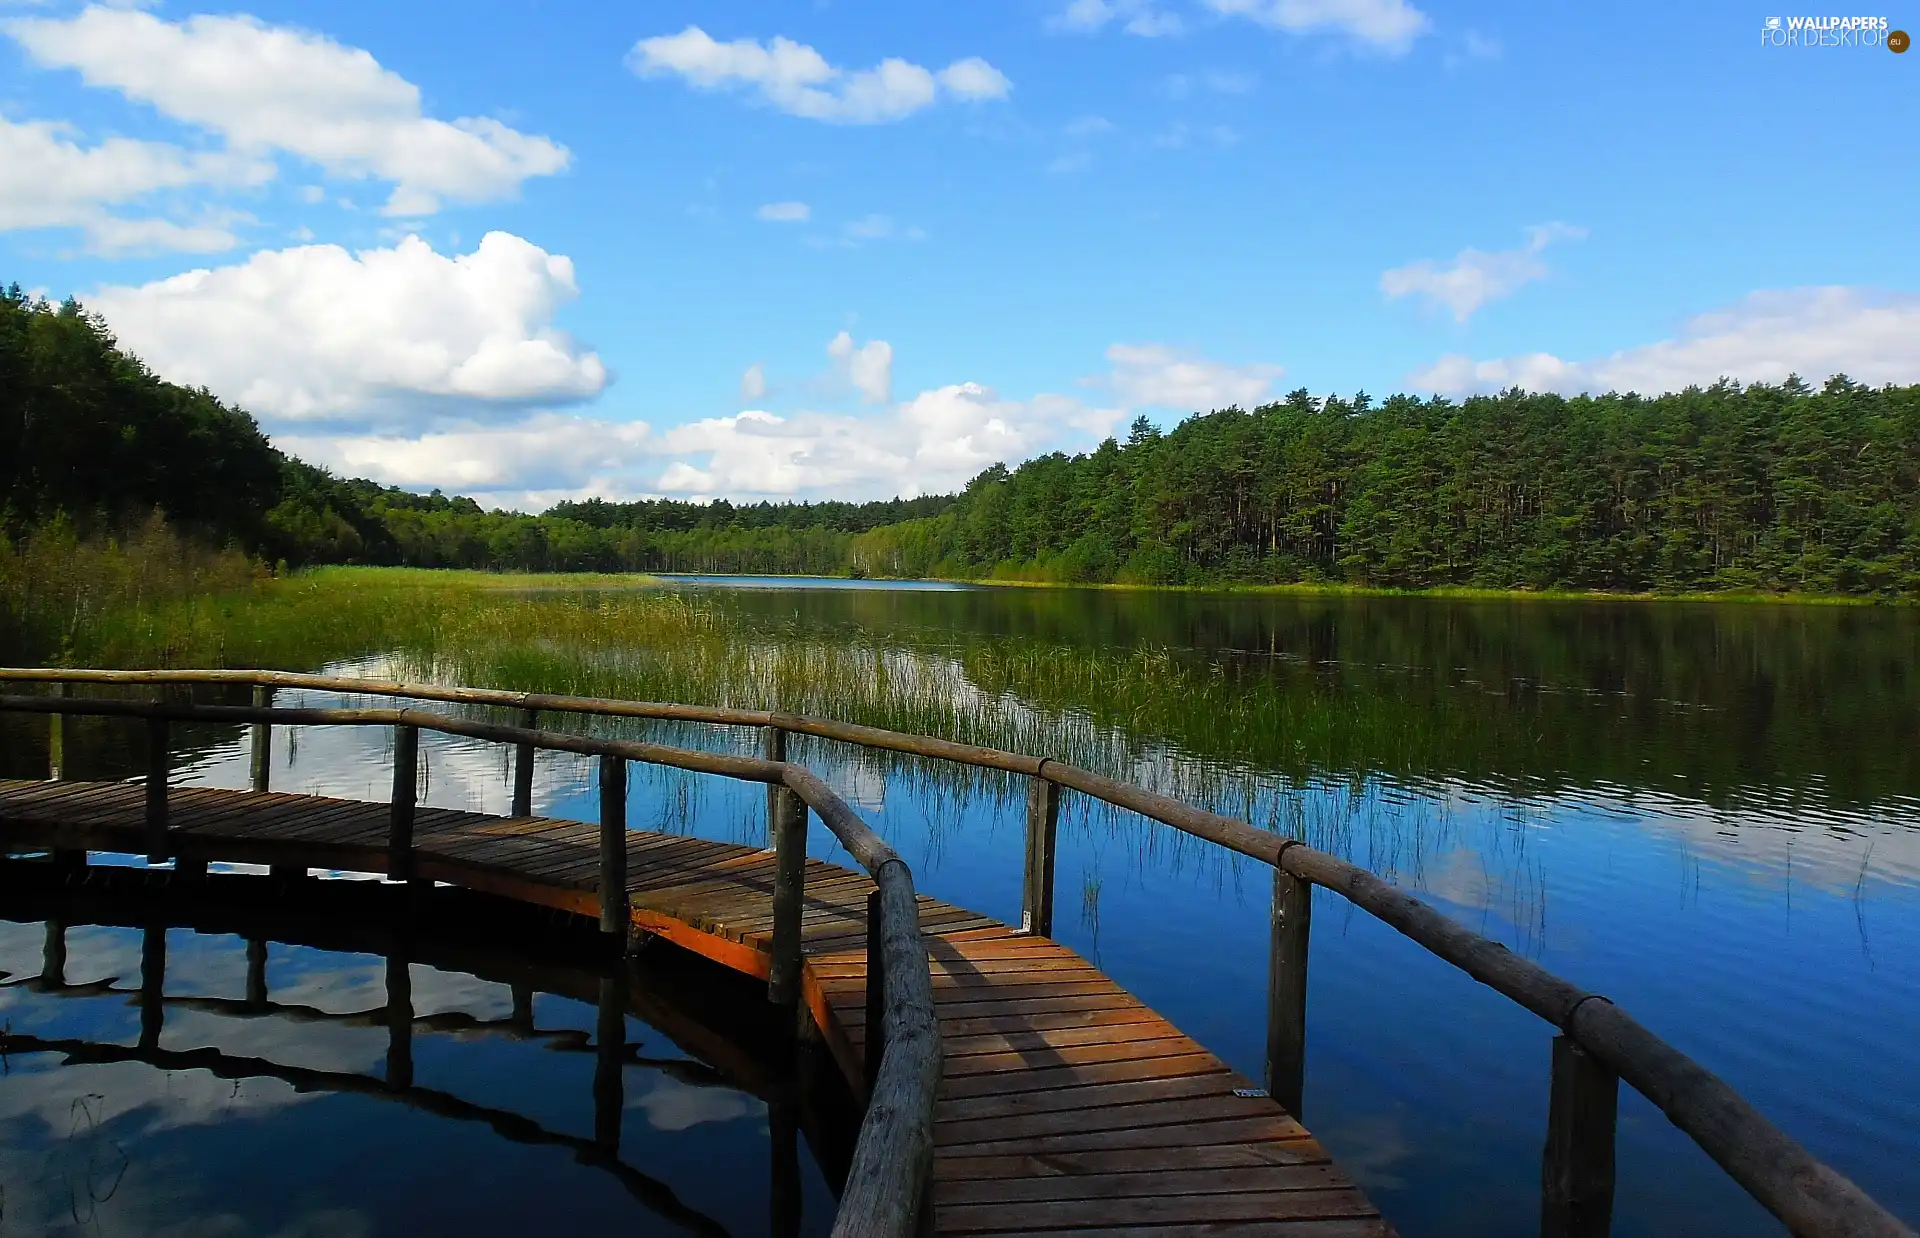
[{"left": 0, "top": 669, "right": 1910, "bottom": 1238}]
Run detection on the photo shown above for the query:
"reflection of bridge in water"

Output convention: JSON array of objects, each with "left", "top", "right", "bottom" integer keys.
[{"left": 2, "top": 865, "right": 843, "bottom": 1238}]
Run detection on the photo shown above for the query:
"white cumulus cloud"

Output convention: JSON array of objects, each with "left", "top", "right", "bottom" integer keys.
[
  {"left": 828, "top": 330, "right": 894, "bottom": 404},
  {"left": 0, "top": 114, "right": 270, "bottom": 252},
  {"left": 1098, "top": 342, "right": 1284, "bottom": 410},
  {"left": 627, "top": 27, "right": 1010, "bottom": 124},
  {"left": 86, "top": 231, "right": 608, "bottom": 428},
  {"left": 657, "top": 385, "right": 1119, "bottom": 500},
  {"left": 1204, "top": 0, "right": 1430, "bottom": 53},
  {"left": 756, "top": 200, "right": 810, "bottom": 222},
  {"left": 7, "top": 6, "right": 569, "bottom": 216},
  {"left": 1381, "top": 223, "right": 1586, "bottom": 322},
  {"left": 279, "top": 412, "right": 651, "bottom": 507},
  {"left": 1405, "top": 287, "right": 1920, "bottom": 397}
]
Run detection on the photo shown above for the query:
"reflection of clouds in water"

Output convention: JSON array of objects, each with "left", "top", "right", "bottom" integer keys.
[
  {"left": 628, "top": 1074, "right": 761, "bottom": 1132},
  {"left": 826, "top": 762, "right": 887, "bottom": 813},
  {"left": 407, "top": 964, "right": 515, "bottom": 1022},
  {"left": 1313, "top": 1110, "right": 1411, "bottom": 1193},
  {"left": 0, "top": 1055, "right": 317, "bottom": 1140}
]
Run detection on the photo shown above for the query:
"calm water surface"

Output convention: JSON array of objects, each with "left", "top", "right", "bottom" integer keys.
[
  {"left": 6, "top": 581, "right": 1917, "bottom": 1235},
  {"left": 0, "top": 869, "right": 840, "bottom": 1238}
]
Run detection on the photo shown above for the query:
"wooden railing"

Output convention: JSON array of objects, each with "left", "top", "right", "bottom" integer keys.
[
  {"left": 1, "top": 667, "right": 1912, "bottom": 1238},
  {"left": 0, "top": 675, "right": 938, "bottom": 1238}
]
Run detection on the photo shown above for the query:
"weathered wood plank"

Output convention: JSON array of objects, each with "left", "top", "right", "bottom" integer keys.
[
  {"left": 939, "top": 1052, "right": 1227, "bottom": 1097},
  {"left": 932, "top": 1143, "right": 1334, "bottom": 1181},
  {"left": 936, "top": 1188, "right": 1379, "bottom": 1232},
  {"left": 933, "top": 1116, "right": 1320, "bottom": 1158},
  {"left": 933, "top": 1164, "right": 1351, "bottom": 1206}
]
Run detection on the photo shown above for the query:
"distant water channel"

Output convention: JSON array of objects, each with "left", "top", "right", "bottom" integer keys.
[{"left": 5, "top": 579, "right": 1917, "bottom": 1236}]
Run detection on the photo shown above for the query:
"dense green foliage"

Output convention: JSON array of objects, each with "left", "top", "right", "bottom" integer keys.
[
  {"left": 1, "top": 286, "right": 282, "bottom": 542},
  {"left": 850, "top": 383, "right": 1920, "bottom": 595},
  {"left": 0, "top": 286, "right": 946, "bottom": 576}
]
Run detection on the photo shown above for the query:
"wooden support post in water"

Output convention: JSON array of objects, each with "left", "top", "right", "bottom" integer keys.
[
  {"left": 510, "top": 707, "right": 537, "bottom": 818},
  {"left": 249, "top": 684, "right": 272, "bottom": 792},
  {"left": 388, "top": 725, "right": 417, "bottom": 882},
  {"left": 41, "top": 921, "right": 66, "bottom": 989},
  {"left": 598, "top": 754, "right": 628, "bottom": 937},
  {"left": 1265, "top": 861, "right": 1311, "bottom": 1117},
  {"left": 767, "top": 782, "right": 806, "bottom": 1008},
  {"left": 245, "top": 938, "right": 268, "bottom": 1010},
  {"left": 763, "top": 726, "right": 787, "bottom": 844},
  {"left": 270, "top": 864, "right": 306, "bottom": 882},
  {"left": 175, "top": 855, "right": 208, "bottom": 880},
  {"left": 145, "top": 716, "right": 170, "bottom": 863},
  {"left": 510, "top": 984, "right": 534, "bottom": 1031},
  {"left": 593, "top": 972, "right": 625, "bottom": 1153},
  {"left": 770, "top": 1090, "right": 802, "bottom": 1238},
  {"left": 385, "top": 953, "right": 412, "bottom": 1091},
  {"left": 48, "top": 680, "right": 69, "bottom": 779},
  {"left": 139, "top": 922, "right": 166, "bottom": 1052},
  {"left": 1542, "top": 1034, "right": 1618, "bottom": 1238},
  {"left": 864, "top": 888, "right": 886, "bottom": 1099},
  {"left": 1021, "top": 776, "right": 1060, "bottom": 937}
]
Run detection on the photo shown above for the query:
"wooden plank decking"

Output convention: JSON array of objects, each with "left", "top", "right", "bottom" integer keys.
[{"left": 0, "top": 778, "right": 1388, "bottom": 1238}]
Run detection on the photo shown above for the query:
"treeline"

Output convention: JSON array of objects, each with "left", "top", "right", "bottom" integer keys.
[
  {"left": 852, "top": 383, "right": 1920, "bottom": 595},
  {"left": 8, "top": 283, "right": 1920, "bottom": 598},
  {"left": 1, "top": 286, "right": 941, "bottom": 577}
]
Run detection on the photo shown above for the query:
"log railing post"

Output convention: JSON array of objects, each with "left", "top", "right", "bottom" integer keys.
[
  {"left": 594, "top": 972, "right": 626, "bottom": 1153},
  {"left": 48, "top": 680, "right": 69, "bottom": 779},
  {"left": 388, "top": 725, "right": 417, "bottom": 881},
  {"left": 145, "top": 716, "right": 170, "bottom": 863},
  {"left": 763, "top": 726, "right": 787, "bottom": 843},
  {"left": 249, "top": 684, "right": 272, "bottom": 792},
  {"left": 139, "top": 921, "right": 166, "bottom": 1052},
  {"left": 386, "top": 952, "right": 413, "bottom": 1091},
  {"left": 1542, "top": 1034, "right": 1618, "bottom": 1238},
  {"left": 599, "top": 754, "right": 628, "bottom": 938},
  {"left": 511, "top": 707, "right": 537, "bottom": 817},
  {"left": 1021, "top": 775, "right": 1060, "bottom": 937},
  {"left": 768, "top": 781, "right": 807, "bottom": 1008},
  {"left": 864, "top": 887, "right": 887, "bottom": 1099},
  {"left": 1265, "top": 861, "right": 1311, "bottom": 1117}
]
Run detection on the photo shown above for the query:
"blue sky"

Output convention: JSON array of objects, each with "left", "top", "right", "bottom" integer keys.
[{"left": 3, "top": 0, "right": 1915, "bottom": 508}]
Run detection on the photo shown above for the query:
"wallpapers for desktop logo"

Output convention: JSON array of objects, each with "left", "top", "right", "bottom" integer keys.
[{"left": 1759, "top": 14, "right": 1908, "bottom": 48}]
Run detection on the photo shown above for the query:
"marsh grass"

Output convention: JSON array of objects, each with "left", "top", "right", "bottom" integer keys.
[{"left": 0, "top": 514, "right": 268, "bottom": 664}]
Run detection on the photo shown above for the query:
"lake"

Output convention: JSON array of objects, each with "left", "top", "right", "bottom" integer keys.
[{"left": 4, "top": 576, "right": 1916, "bottom": 1235}]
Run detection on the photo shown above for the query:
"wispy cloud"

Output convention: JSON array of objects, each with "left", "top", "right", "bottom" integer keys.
[
  {"left": 628, "top": 27, "right": 1010, "bottom": 124},
  {"left": 1381, "top": 223, "right": 1586, "bottom": 322}
]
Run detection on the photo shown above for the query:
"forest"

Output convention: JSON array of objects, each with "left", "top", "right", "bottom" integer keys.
[
  {"left": 853, "top": 384, "right": 1920, "bottom": 594},
  {"left": 6, "top": 283, "right": 1920, "bottom": 600}
]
